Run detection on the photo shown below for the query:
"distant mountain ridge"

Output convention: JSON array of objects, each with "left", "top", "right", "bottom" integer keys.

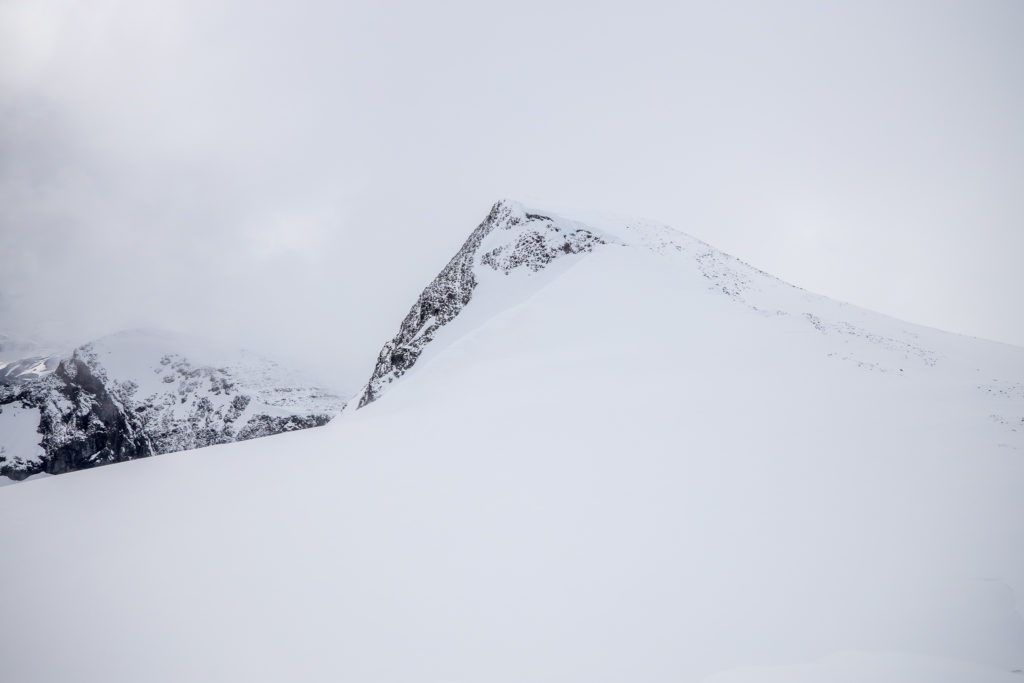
[{"left": 0, "top": 329, "right": 344, "bottom": 482}]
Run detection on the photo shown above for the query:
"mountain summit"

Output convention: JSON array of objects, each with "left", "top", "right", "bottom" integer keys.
[
  {"left": 356, "top": 199, "right": 961, "bottom": 408},
  {"left": 358, "top": 200, "right": 608, "bottom": 406}
]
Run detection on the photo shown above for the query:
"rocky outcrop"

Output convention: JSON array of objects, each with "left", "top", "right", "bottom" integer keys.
[
  {"left": 357, "top": 200, "right": 606, "bottom": 407},
  {"left": 0, "top": 350, "right": 153, "bottom": 478},
  {"left": 0, "top": 332, "right": 343, "bottom": 481}
]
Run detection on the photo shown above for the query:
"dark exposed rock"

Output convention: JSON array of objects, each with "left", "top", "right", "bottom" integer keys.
[
  {"left": 480, "top": 226, "right": 603, "bottom": 273},
  {"left": 1, "top": 350, "right": 153, "bottom": 480},
  {"left": 357, "top": 200, "right": 605, "bottom": 407},
  {"left": 236, "top": 414, "right": 334, "bottom": 442},
  {"left": 0, "top": 335, "right": 344, "bottom": 481}
]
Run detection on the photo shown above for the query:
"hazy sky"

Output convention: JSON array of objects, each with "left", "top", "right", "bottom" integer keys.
[{"left": 1, "top": 0, "right": 1022, "bottom": 390}]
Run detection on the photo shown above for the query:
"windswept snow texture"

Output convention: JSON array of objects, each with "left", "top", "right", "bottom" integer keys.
[
  {"left": 0, "top": 330, "right": 344, "bottom": 480},
  {"left": 1, "top": 202, "right": 1023, "bottom": 682}
]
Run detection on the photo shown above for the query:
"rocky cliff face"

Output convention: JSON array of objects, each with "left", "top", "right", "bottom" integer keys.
[
  {"left": 0, "top": 331, "right": 344, "bottom": 481},
  {"left": 357, "top": 200, "right": 606, "bottom": 407},
  {"left": 0, "top": 350, "right": 152, "bottom": 477}
]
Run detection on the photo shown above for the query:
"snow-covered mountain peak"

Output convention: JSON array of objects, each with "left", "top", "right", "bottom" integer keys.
[
  {"left": 488, "top": 199, "right": 705, "bottom": 256},
  {"left": 355, "top": 199, "right": 1017, "bottom": 414},
  {"left": 356, "top": 200, "right": 615, "bottom": 406},
  {"left": 476, "top": 200, "right": 613, "bottom": 274},
  {"left": 356, "top": 199, "right": 788, "bottom": 407}
]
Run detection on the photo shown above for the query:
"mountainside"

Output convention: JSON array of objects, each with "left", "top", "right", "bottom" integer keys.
[
  {"left": 358, "top": 201, "right": 607, "bottom": 406},
  {"left": 1, "top": 201, "right": 1022, "bottom": 682},
  {"left": 0, "top": 330, "right": 344, "bottom": 482},
  {"left": 357, "top": 200, "right": 986, "bottom": 406}
]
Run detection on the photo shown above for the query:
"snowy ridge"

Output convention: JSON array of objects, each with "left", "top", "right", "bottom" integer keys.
[
  {"left": 357, "top": 199, "right": 956, "bottom": 408},
  {"left": 0, "top": 329, "right": 344, "bottom": 481},
  {"left": 357, "top": 200, "right": 607, "bottom": 406}
]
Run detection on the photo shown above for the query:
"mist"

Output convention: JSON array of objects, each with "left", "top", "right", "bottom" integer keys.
[{"left": 2, "top": 0, "right": 1022, "bottom": 392}]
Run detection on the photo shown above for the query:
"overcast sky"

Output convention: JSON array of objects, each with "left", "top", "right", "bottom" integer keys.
[{"left": 1, "top": 0, "right": 1022, "bottom": 390}]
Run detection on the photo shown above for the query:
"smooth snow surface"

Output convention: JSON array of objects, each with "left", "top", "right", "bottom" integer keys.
[
  {"left": 0, "top": 403, "right": 44, "bottom": 467},
  {"left": 0, "top": 472, "right": 51, "bottom": 487},
  {"left": 702, "top": 651, "right": 1024, "bottom": 682},
  {"left": 1, "top": 205, "right": 1023, "bottom": 682}
]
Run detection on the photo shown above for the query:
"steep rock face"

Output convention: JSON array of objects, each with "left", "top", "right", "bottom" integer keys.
[
  {"left": 0, "top": 331, "right": 344, "bottom": 481},
  {"left": 0, "top": 349, "right": 153, "bottom": 478},
  {"left": 358, "top": 200, "right": 606, "bottom": 406}
]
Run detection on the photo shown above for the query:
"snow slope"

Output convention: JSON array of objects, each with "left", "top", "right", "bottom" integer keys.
[
  {"left": 0, "top": 201, "right": 1022, "bottom": 682},
  {"left": 0, "top": 403, "right": 45, "bottom": 469}
]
